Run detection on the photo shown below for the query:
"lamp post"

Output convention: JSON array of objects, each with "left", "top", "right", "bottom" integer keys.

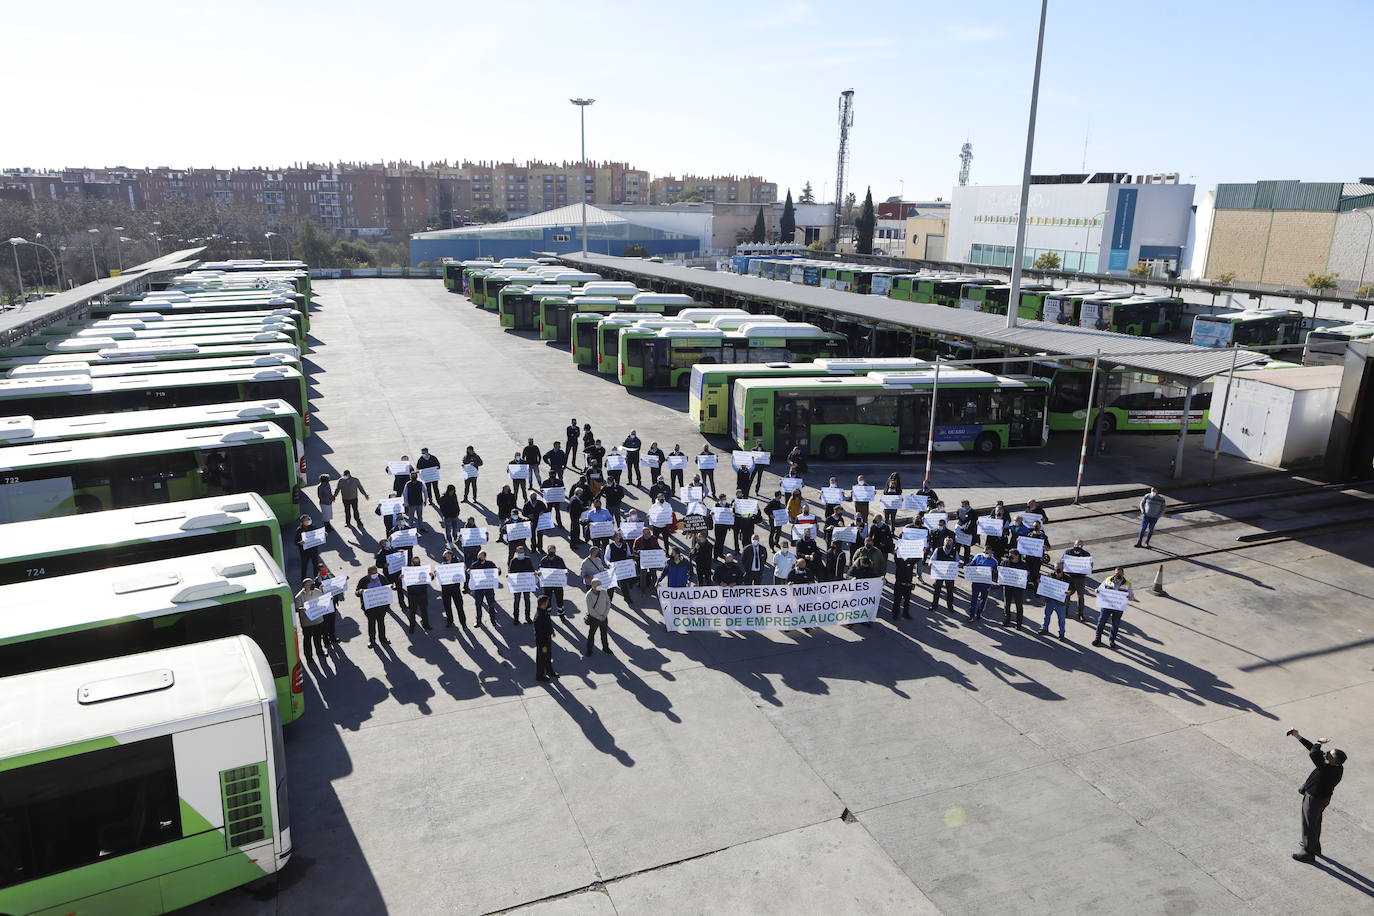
[
  {"left": 7, "top": 238, "right": 25, "bottom": 303},
  {"left": 1082, "top": 208, "right": 1108, "bottom": 273},
  {"left": 59, "top": 246, "right": 68, "bottom": 288},
  {"left": 87, "top": 228, "right": 101, "bottom": 280},
  {"left": 151, "top": 221, "right": 162, "bottom": 257},
  {"left": 10, "top": 236, "right": 61, "bottom": 297},
  {"left": 113, "top": 228, "right": 126, "bottom": 272},
  {"left": 1005, "top": 0, "right": 1049, "bottom": 330},
  {"left": 265, "top": 231, "right": 277, "bottom": 260},
  {"left": 570, "top": 97, "right": 595, "bottom": 256}
]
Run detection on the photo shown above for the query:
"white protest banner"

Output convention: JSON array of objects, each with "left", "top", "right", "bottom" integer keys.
[
  {"left": 997, "top": 567, "right": 1028, "bottom": 589},
  {"left": 930, "top": 560, "right": 959, "bottom": 581},
  {"left": 659, "top": 578, "right": 881, "bottom": 633},
  {"left": 640, "top": 453, "right": 660, "bottom": 468},
  {"left": 401, "top": 566, "right": 432, "bottom": 586},
  {"left": 605, "top": 454, "right": 626, "bottom": 470},
  {"left": 1037, "top": 577, "right": 1069, "bottom": 603},
  {"left": 361, "top": 585, "right": 392, "bottom": 609},
  {"left": 543, "top": 486, "right": 566, "bottom": 504},
  {"left": 538, "top": 567, "right": 567, "bottom": 587},
  {"left": 1097, "top": 586, "right": 1129, "bottom": 611},
  {"left": 507, "top": 463, "right": 529, "bottom": 479},
  {"left": 588, "top": 520, "right": 616, "bottom": 539},
  {"left": 711, "top": 506, "right": 735, "bottom": 526},
  {"left": 459, "top": 527, "right": 488, "bottom": 547},
  {"left": 781, "top": 476, "right": 804, "bottom": 493},
  {"left": 772, "top": 508, "right": 792, "bottom": 526},
  {"left": 304, "top": 595, "right": 334, "bottom": 621},
  {"left": 963, "top": 564, "right": 994, "bottom": 584},
  {"left": 639, "top": 548, "right": 667, "bottom": 569},
  {"left": 852, "top": 485, "right": 876, "bottom": 502},
  {"left": 378, "top": 496, "right": 404, "bottom": 517},
  {"left": 924, "top": 512, "right": 948, "bottom": 530},
  {"left": 1063, "top": 554, "right": 1094, "bottom": 575},
  {"left": 1016, "top": 536, "right": 1045, "bottom": 558},
  {"left": 896, "top": 539, "right": 924, "bottom": 559},
  {"left": 648, "top": 504, "right": 674, "bottom": 527},
  {"left": 620, "top": 520, "right": 645, "bottom": 539},
  {"left": 322, "top": 574, "right": 348, "bottom": 595},
  {"left": 461, "top": 463, "right": 480, "bottom": 479},
  {"left": 696, "top": 454, "right": 717, "bottom": 469},
  {"left": 418, "top": 466, "right": 441, "bottom": 484},
  {"left": 468, "top": 567, "right": 499, "bottom": 590},
  {"left": 667, "top": 454, "right": 688, "bottom": 469},
  {"left": 879, "top": 494, "right": 902, "bottom": 510},
  {"left": 821, "top": 486, "right": 845, "bottom": 504},
  {"left": 751, "top": 451, "right": 771, "bottom": 466},
  {"left": 731, "top": 451, "right": 755, "bottom": 470},
  {"left": 509, "top": 572, "right": 537, "bottom": 594},
  {"left": 611, "top": 559, "right": 638, "bottom": 582},
  {"left": 505, "top": 521, "right": 532, "bottom": 541},
  {"left": 978, "top": 516, "right": 1005, "bottom": 537},
  {"left": 592, "top": 569, "right": 617, "bottom": 591},
  {"left": 832, "top": 526, "right": 859, "bottom": 544},
  {"left": 300, "top": 528, "right": 326, "bottom": 549},
  {"left": 384, "top": 551, "right": 406, "bottom": 575},
  {"left": 436, "top": 563, "right": 466, "bottom": 585},
  {"left": 386, "top": 461, "right": 412, "bottom": 476},
  {"left": 955, "top": 530, "right": 973, "bottom": 547},
  {"left": 734, "top": 498, "right": 759, "bottom": 517},
  {"left": 680, "top": 486, "right": 704, "bottom": 503},
  {"left": 791, "top": 522, "right": 817, "bottom": 539},
  {"left": 904, "top": 493, "right": 929, "bottom": 512},
  {"left": 389, "top": 528, "right": 418, "bottom": 548},
  {"left": 1020, "top": 512, "right": 1044, "bottom": 526}
]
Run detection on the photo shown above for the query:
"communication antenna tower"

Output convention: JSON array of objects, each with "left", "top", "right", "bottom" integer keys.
[
  {"left": 958, "top": 140, "right": 973, "bottom": 187},
  {"left": 831, "top": 89, "right": 855, "bottom": 250}
]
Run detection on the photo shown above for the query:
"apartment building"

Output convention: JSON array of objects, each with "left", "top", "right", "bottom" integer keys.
[{"left": 648, "top": 175, "right": 778, "bottom": 206}]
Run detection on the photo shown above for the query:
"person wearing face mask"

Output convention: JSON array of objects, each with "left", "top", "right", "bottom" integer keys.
[
  {"left": 772, "top": 539, "right": 797, "bottom": 584},
  {"left": 966, "top": 546, "right": 999, "bottom": 622},
  {"left": 508, "top": 544, "right": 536, "bottom": 625},
  {"left": 539, "top": 545, "right": 568, "bottom": 617},
  {"left": 403, "top": 556, "right": 433, "bottom": 634},
  {"left": 1064, "top": 538, "right": 1092, "bottom": 622},
  {"left": 741, "top": 534, "right": 769, "bottom": 585}
]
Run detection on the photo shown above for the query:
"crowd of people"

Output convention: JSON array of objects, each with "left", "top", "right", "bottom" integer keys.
[{"left": 291, "top": 423, "right": 1163, "bottom": 681}]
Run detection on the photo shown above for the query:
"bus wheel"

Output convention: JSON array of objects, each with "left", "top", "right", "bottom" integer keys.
[
  {"left": 1101, "top": 414, "right": 1117, "bottom": 433},
  {"left": 974, "top": 432, "right": 1000, "bottom": 455},
  {"left": 819, "top": 436, "right": 848, "bottom": 461},
  {"left": 676, "top": 373, "right": 690, "bottom": 391}
]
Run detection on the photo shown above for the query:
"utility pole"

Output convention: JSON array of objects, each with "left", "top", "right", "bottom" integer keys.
[
  {"left": 1006, "top": 0, "right": 1049, "bottom": 330},
  {"left": 831, "top": 89, "right": 855, "bottom": 252},
  {"left": 571, "top": 98, "right": 595, "bottom": 256}
]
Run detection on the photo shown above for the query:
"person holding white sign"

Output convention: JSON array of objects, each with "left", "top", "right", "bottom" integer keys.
[
  {"left": 732, "top": 490, "right": 759, "bottom": 553},
  {"left": 438, "top": 549, "right": 467, "bottom": 629},
  {"left": 416, "top": 447, "right": 442, "bottom": 503},
  {"left": 881, "top": 472, "right": 903, "bottom": 526},
  {"left": 293, "top": 578, "right": 329, "bottom": 664},
  {"left": 697, "top": 446, "right": 718, "bottom": 496},
  {"left": 604, "top": 532, "right": 637, "bottom": 604},
  {"left": 522, "top": 491, "right": 550, "bottom": 552},
  {"left": 1063, "top": 539, "right": 1093, "bottom": 621},
  {"left": 468, "top": 552, "right": 500, "bottom": 627},
  {"left": 633, "top": 527, "right": 663, "bottom": 591},
  {"left": 586, "top": 499, "right": 615, "bottom": 547},
  {"left": 929, "top": 535, "right": 961, "bottom": 614},
  {"left": 1092, "top": 568, "right": 1134, "bottom": 648},
  {"left": 747, "top": 439, "right": 770, "bottom": 495},
  {"left": 539, "top": 546, "right": 568, "bottom": 616},
  {"left": 355, "top": 567, "right": 392, "bottom": 647},
  {"left": 667, "top": 444, "right": 687, "bottom": 490},
  {"left": 295, "top": 515, "right": 323, "bottom": 577},
  {"left": 584, "top": 578, "right": 613, "bottom": 656},
  {"left": 508, "top": 545, "right": 537, "bottom": 625},
  {"left": 763, "top": 491, "right": 787, "bottom": 549},
  {"left": 645, "top": 441, "right": 666, "bottom": 486},
  {"left": 982, "top": 502, "right": 1010, "bottom": 560},
  {"left": 955, "top": 500, "right": 981, "bottom": 563},
  {"left": 999, "top": 550, "right": 1029, "bottom": 629},
  {"left": 388, "top": 455, "right": 414, "bottom": 500},
  {"left": 403, "top": 557, "right": 433, "bottom": 633},
  {"left": 1037, "top": 562, "right": 1071, "bottom": 641},
  {"left": 508, "top": 451, "right": 531, "bottom": 501},
  {"left": 851, "top": 475, "right": 873, "bottom": 519},
  {"left": 966, "top": 548, "right": 999, "bottom": 621},
  {"left": 461, "top": 446, "right": 483, "bottom": 503}
]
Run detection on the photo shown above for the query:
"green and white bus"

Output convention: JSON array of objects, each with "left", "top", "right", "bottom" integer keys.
[
  {"left": 890, "top": 275, "right": 994, "bottom": 305},
  {"left": 0, "top": 341, "right": 300, "bottom": 372},
  {"left": 475, "top": 272, "right": 544, "bottom": 311},
  {"left": 94, "top": 295, "right": 309, "bottom": 331},
  {"left": 577, "top": 281, "right": 640, "bottom": 300},
  {"left": 0, "top": 423, "right": 299, "bottom": 524},
  {"left": 1042, "top": 289, "right": 1127, "bottom": 326},
  {"left": 0, "top": 636, "right": 292, "bottom": 916},
  {"left": 1191, "top": 308, "right": 1305, "bottom": 349},
  {"left": 27, "top": 319, "right": 306, "bottom": 353},
  {"left": 48, "top": 308, "right": 305, "bottom": 336},
  {"left": 1079, "top": 295, "right": 1185, "bottom": 336},
  {"left": 544, "top": 297, "right": 620, "bottom": 344},
  {"left": 958, "top": 282, "right": 1057, "bottom": 318},
  {"left": 0, "top": 493, "right": 283, "bottom": 586},
  {"left": 569, "top": 307, "right": 663, "bottom": 364},
  {"left": 1303, "top": 320, "right": 1374, "bottom": 366},
  {"left": 597, "top": 318, "right": 696, "bottom": 374},
  {"left": 0, "top": 365, "right": 310, "bottom": 438},
  {"left": 689, "top": 357, "right": 931, "bottom": 434},
  {"left": 4, "top": 330, "right": 296, "bottom": 358},
  {"left": 618, "top": 323, "right": 850, "bottom": 390},
  {"left": 1038, "top": 363, "right": 1211, "bottom": 433},
  {"left": 499, "top": 284, "right": 573, "bottom": 331},
  {"left": 0, "top": 546, "right": 304, "bottom": 720},
  {"left": 732, "top": 368, "right": 1050, "bottom": 459},
  {"left": 5, "top": 353, "right": 301, "bottom": 381}
]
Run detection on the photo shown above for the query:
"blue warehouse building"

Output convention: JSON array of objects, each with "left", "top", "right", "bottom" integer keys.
[{"left": 409, "top": 204, "right": 700, "bottom": 265}]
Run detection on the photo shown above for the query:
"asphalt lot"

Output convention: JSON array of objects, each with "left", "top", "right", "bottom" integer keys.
[{"left": 187, "top": 279, "right": 1374, "bottom": 915}]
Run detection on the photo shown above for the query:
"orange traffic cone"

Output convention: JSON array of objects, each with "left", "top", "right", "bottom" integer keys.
[{"left": 1151, "top": 564, "right": 1165, "bottom": 596}]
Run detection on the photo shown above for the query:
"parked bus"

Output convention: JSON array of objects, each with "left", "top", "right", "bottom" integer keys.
[
  {"left": 0, "top": 636, "right": 292, "bottom": 916},
  {"left": 477, "top": 272, "right": 545, "bottom": 311},
  {"left": 3, "top": 330, "right": 296, "bottom": 358},
  {"left": 0, "top": 365, "right": 309, "bottom": 437},
  {"left": 0, "top": 493, "right": 282, "bottom": 586},
  {"left": 732, "top": 368, "right": 1050, "bottom": 459},
  {"left": 43, "top": 309, "right": 304, "bottom": 337},
  {"left": 6, "top": 353, "right": 300, "bottom": 381},
  {"left": 1042, "top": 290, "right": 1127, "bottom": 326},
  {"left": 1079, "top": 295, "right": 1185, "bottom": 336},
  {"left": 0, "top": 546, "right": 303, "bottom": 721},
  {"left": 0, "top": 341, "right": 300, "bottom": 371},
  {"left": 894, "top": 276, "right": 996, "bottom": 305},
  {"left": 618, "top": 323, "right": 850, "bottom": 389},
  {"left": 959, "top": 282, "right": 1057, "bottom": 318},
  {"left": 1303, "top": 320, "right": 1374, "bottom": 366},
  {"left": 543, "top": 297, "right": 621, "bottom": 344},
  {"left": 28, "top": 317, "right": 306, "bottom": 352},
  {"left": 93, "top": 295, "right": 309, "bottom": 332},
  {"left": 689, "top": 357, "right": 931, "bottom": 433},
  {"left": 1191, "top": 308, "right": 1304, "bottom": 348},
  {"left": 498, "top": 284, "right": 573, "bottom": 330},
  {"left": 0, "top": 423, "right": 299, "bottom": 523},
  {"left": 1038, "top": 363, "right": 1211, "bottom": 432},
  {"left": 598, "top": 317, "right": 696, "bottom": 374}
]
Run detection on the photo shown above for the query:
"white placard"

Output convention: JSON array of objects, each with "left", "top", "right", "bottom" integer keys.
[
  {"left": 387, "top": 461, "right": 412, "bottom": 476},
  {"left": 879, "top": 494, "right": 902, "bottom": 510},
  {"left": 1037, "top": 577, "right": 1069, "bottom": 602},
  {"left": 322, "top": 574, "right": 348, "bottom": 595},
  {"left": 648, "top": 504, "right": 674, "bottom": 527},
  {"left": 731, "top": 451, "right": 755, "bottom": 470},
  {"left": 930, "top": 560, "right": 959, "bottom": 581},
  {"left": 978, "top": 517, "right": 1005, "bottom": 537},
  {"left": 659, "top": 578, "right": 882, "bottom": 632},
  {"left": 621, "top": 520, "right": 645, "bottom": 539},
  {"left": 378, "top": 496, "right": 404, "bottom": 517},
  {"left": 963, "top": 564, "right": 994, "bottom": 584},
  {"left": 461, "top": 463, "right": 480, "bottom": 479},
  {"left": 639, "top": 548, "right": 667, "bottom": 569},
  {"left": 300, "top": 527, "right": 326, "bottom": 549},
  {"left": 1016, "top": 536, "right": 1045, "bottom": 558},
  {"left": 436, "top": 563, "right": 466, "bottom": 585},
  {"left": 459, "top": 527, "right": 488, "bottom": 547},
  {"left": 605, "top": 454, "right": 626, "bottom": 470},
  {"left": 507, "top": 463, "right": 529, "bottom": 479},
  {"left": 923, "top": 512, "right": 948, "bottom": 530},
  {"left": 750, "top": 450, "right": 771, "bottom": 466},
  {"left": 468, "top": 567, "right": 499, "bottom": 590},
  {"left": 821, "top": 486, "right": 845, "bottom": 504},
  {"left": 509, "top": 572, "right": 537, "bottom": 593},
  {"left": 832, "top": 526, "right": 859, "bottom": 544},
  {"left": 401, "top": 566, "right": 432, "bottom": 586},
  {"left": 588, "top": 520, "right": 616, "bottom": 539},
  {"left": 389, "top": 528, "right": 418, "bottom": 548},
  {"left": 696, "top": 454, "right": 717, "bottom": 469},
  {"left": 1097, "top": 586, "right": 1129, "bottom": 611},
  {"left": 900, "top": 527, "right": 929, "bottom": 545},
  {"left": 680, "top": 486, "right": 704, "bottom": 502},
  {"left": 537, "top": 512, "right": 556, "bottom": 532},
  {"left": 362, "top": 585, "right": 392, "bottom": 609},
  {"left": 781, "top": 476, "right": 804, "bottom": 493},
  {"left": 997, "top": 567, "right": 1028, "bottom": 589},
  {"left": 543, "top": 486, "right": 566, "bottom": 504},
  {"left": 304, "top": 595, "right": 334, "bottom": 621},
  {"left": 852, "top": 485, "right": 876, "bottom": 502},
  {"left": 734, "top": 498, "right": 758, "bottom": 516},
  {"left": 955, "top": 530, "right": 973, "bottom": 547},
  {"left": 711, "top": 507, "right": 735, "bottom": 525},
  {"left": 538, "top": 567, "right": 568, "bottom": 587},
  {"left": 791, "top": 522, "right": 817, "bottom": 539},
  {"left": 640, "top": 454, "right": 660, "bottom": 467},
  {"left": 592, "top": 569, "right": 617, "bottom": 591},
  {"left": 505, "top": 521, "right": 532, "bottom": 541},
  {"left": 1020, "top": 511, "right": 1044, "bottom": 526},
  {"left": 896, "top": 539, "right": 924, "bottom": 559},
  {"left": 1063, "top": 554, "right": 1094, "bottom": 575},
  {"left": 611, "top": 558, "right": 639, "bottom": 582},
  {"left": 904, "top": 493, "right": 929, "bottom": 511},
  {"left": 772, "top": 508, "right": 792, "bottom": 526},
  {"left": 384, "top": 551, "right": 406, "bottom": 574},
  {"left": 418, "top": 466, "right": 441, "bottom": 484},
  {"left": 667, "top": 454, "right": 688, "bottom": 469}
]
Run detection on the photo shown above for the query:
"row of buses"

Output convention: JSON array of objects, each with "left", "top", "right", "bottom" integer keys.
[{"left": 0, "top": 261, "right": 308, "bottom": 915}]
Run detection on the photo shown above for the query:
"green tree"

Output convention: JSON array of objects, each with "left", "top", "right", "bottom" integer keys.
[
  {"left": 799, "top": 182, "right": 815, "bottom": 204},
  {"left": 1357, "top": 284, "right": 1374, "bottom": 299},
  {"left": 806, "top": 239, "right": 825, "bottom": 251},
  {"left": 471, "top": 206, "right": 508, "bottom": 224},
  {"left": 1033, "top": 251, "right": 1062, "bottom": 270},
  {"left": 779, "top": 190, "right": 796, "bottom": 242},
  {"left": 750, "top": 207, "right": 766, "bottom": 244},
  {"left": 1305, "top": 270, "right": 1339, "bottom": 292},
  {"left": 855, "top": 188, "right": 876, "bottom": 255},
  {"left": 295, "top": 220, "right": 335, "bottom": 268},
  {"left": 842, "top": 191, "right": 857, "bottom": 227},
  {"left": 333, "top": 240, "right": 375, "bottom": 267},
  {"left": 623, "top": 244, "right": 649, "bottom": 258},
  {"left": 671, "top": 189, "right": 706, "bottom": 203},
  {"left": 1215, "top": 270, "right": 1237, "bottom": 285},
  {"left": 1127, "top": 262, "right": 1152, "bottom": 278}
]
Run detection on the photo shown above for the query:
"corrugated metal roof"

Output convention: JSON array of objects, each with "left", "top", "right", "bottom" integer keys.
[
  {"left": 412, "top": 205, "right": 626, "bottom": 239},
  {"left": 1216, "top": 180, "right": 1342, "bottom": 212},
  {"left": 558, "top": 254, "right": 1269, "bottom": 383}
]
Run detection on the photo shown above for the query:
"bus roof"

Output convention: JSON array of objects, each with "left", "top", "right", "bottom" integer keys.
[
  {"left": 39, "top": 331, "right": 294, "bottom": 354},
  {"left": 522, "top": 285, "right": 573, "bottom": 297},
  {"left": 0, "top": 421, "right": 291, "bottom": 471},
  {"left": 0, "top": 493, "right": 276, "bottom": 563},
  {"left": 626, "top": 319, "right": 695, "bottom": 330},
  {"left": 693, "top": 357, "right": 930, "bottom": 379},
  {"left": 736, "top": 322, "right": 836, "bottom": 338},
  {"left": 676, "top": 308, "right": 750, "bottom": 322},
  {"left": 1313, "top": 320, "right": 1374, "bottom": 337},
  {"left": 0, "top": 400, "right": 300, "bottom": 443},
  {"left": 1202, "top": 308, "right": 1303, "bottom": 323},
  {"left": 659, "top": 327, "right": 726, "bottom": 339},
  {"left": 0, "top": 636, "right": 275, "bottom": 761},
  {"left": 0, "top": 364, "right": 303, "bottom": 401},
  {"left": 60, "top": 319, "right": 295, "bottom": 341},
  {"left": 569, "top": 297, "right": 624, "bottom": 307},
  {"left": 631, "top": 293, "right": 695, "bottom": 305},
  {"left": 87, "top": 308, "right": 302, "bottom": 324},
  {"left": 733, "top": 369, "right": 1042, "bottom": 392},
  {"left": 709, "top": 314, "right": 786, "bottom": 330},
  {"left": 6, "top": 353, "right": 299, "bottom": 380}
]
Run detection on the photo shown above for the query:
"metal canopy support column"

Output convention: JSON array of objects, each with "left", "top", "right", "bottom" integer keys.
[
  {"left": 1073, "top": 351, "right": 1101, "bottom": 504},
  {"left": 923, "top": 361, "right": 941, "bottom": 488},
  {"left": 1172, "top": 385, "right": 1194, "bottom": 480},
  {"left": 1209, "top": 346, "right": 1242, "bottom": 485}
]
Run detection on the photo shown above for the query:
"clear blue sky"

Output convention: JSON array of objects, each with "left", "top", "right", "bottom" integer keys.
[{"left": 5, "top": 0, "right": 1370, "bottom": 205}]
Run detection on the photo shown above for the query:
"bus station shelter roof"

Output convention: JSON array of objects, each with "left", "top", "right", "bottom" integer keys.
[{"left": 558, "top": 253, "right": 1269, "bottom": 384}]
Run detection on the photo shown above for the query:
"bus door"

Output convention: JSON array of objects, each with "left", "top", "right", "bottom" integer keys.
[
  {"left": 774, "top": 396, "right": 812, "bottom": 456},
  {"left": 897, "top": 390, "right": 929, "bottom": 453},
  {"left": 1004, "top": 389, "right": 1047, "bottom": 447},
  {"left": 553, "top": 305, "right": 574, "bottom": 342},
  {"left": 514, "top": 296, "right": 538, "bottom": 330},
  {"left": 645, "top": 339, "right": 673, "bottom": 387}
]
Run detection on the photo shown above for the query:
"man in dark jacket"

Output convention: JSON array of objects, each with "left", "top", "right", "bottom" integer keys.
[
  {"left": 691, "top": 533, "right": 714, "bottom": 585},
  {"left": 929, "top": 536, "right": 960, "bottom": 614},
  {"left": 521, "top": 438, "right": 543, "bottom": 486},
  {"left": 534, "top": 597, "right": 557, "bottom": 681},
  {"left": 496, "top": 485, "right": 518, "bottom": 523},
  {"left": 416, "top": 448, "right": 441, "bottom": 504},
  {"left": 469, "top": 552, "right": 499, "bottom": 627},
  {"left": 1063, "top": 538, "right": 1092, "bottom": 621},
  {"left": 544, "top": 442, "right": 567, "bottom": 480},
  {"left": 539, "top": 546, "right": 568, "bottom": 616},
  {"left": 622, "top": 431, "right": 642, "bottom": 486},
  {"left": 403, "top": 472, "right": 427, "bottom": 531},
  {"left": 1286, "top": 729, "right": 1346, "bottom": 862},
  {"left": 741, "top": 536, "right": 768, "bottom": 585},
  {"left": 714, "top": 553, "right": 744, "bottom": 585},
  {"left": 565, "top": 419, "right": 581, "bottom": 468},
  {"left": 523, "top": 492, "right": 550, "bottom": 552},
  {"left": 508, "top": 546, "right": 536, "bottom": 624},
  {"left": 892, "top": 554, "right": 917, "bottom": 620}
]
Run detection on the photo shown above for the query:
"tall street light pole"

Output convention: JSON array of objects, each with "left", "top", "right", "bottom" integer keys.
[
  {"left": 1006, "top": 0, "right": 1049, "bottom": 330},
  {"left": 265, "top": 231, "right": 277, "bottom": 260},
  {"left": 571, "top": 98, "right": 595, "bottom": 257},
  {"left": 7, "top": 239, "right": 25, "bottom": 303},
  {"left": 87, "top": 228, "right": 101, "bottom": 280}
]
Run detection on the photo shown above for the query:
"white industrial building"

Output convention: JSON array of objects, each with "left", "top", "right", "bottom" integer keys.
[
  {"left": 947, "top": 173, "right": 1195, "bottom": 277},
  {"left": 1203, "top": 366, "right": 1343, "bottom": 468}
]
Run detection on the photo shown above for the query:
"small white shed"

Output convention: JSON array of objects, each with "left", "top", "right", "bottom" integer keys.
[{"left": 1203, "top": 366, "right": 1343, "bottom": 467}]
